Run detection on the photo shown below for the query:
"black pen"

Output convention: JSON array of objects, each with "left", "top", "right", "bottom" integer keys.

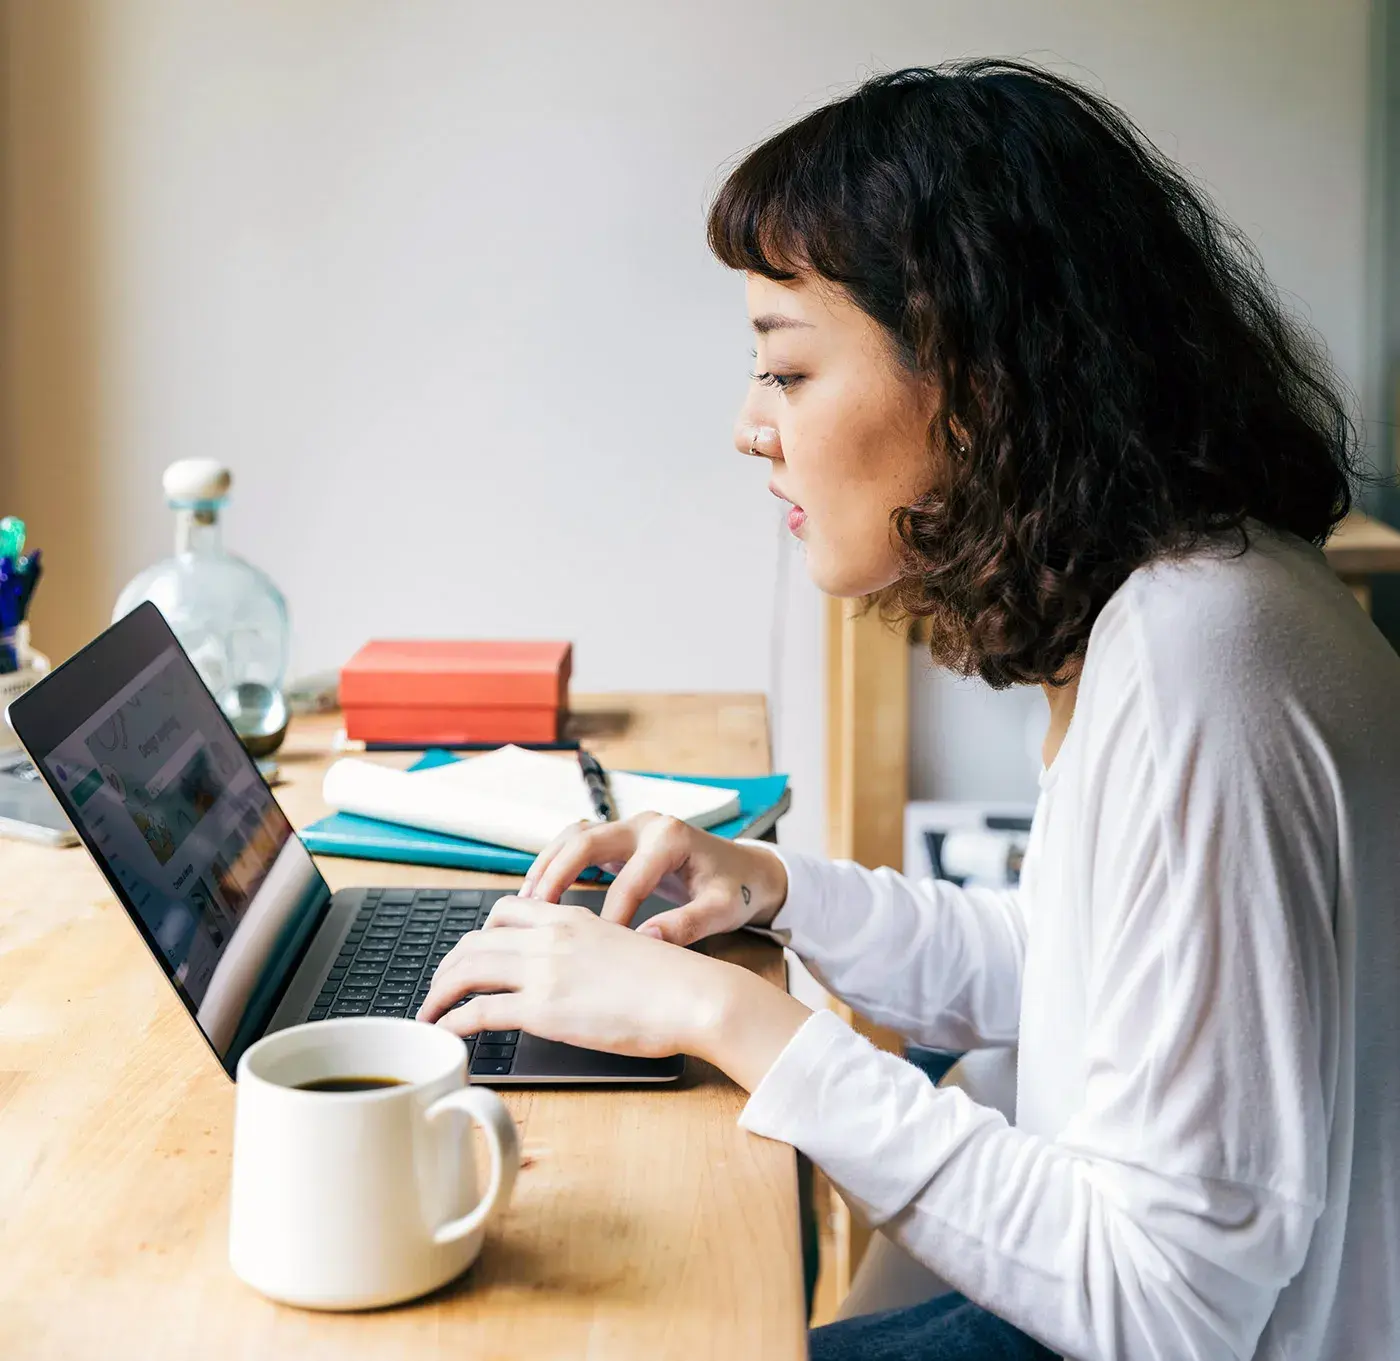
[{"left": 577, "top": 749, "right": 616, "bottom": 822}]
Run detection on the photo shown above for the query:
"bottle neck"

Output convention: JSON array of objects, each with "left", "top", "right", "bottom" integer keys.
[{"left": 174, "top": 505, "right": 224, "bottom": 556}]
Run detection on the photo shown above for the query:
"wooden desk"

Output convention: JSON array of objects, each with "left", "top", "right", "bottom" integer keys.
[{"left": 0, "top": 695, "right": 806, "bottom": 1360}]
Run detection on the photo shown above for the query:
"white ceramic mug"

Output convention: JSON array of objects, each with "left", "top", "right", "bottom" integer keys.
[{"left": 229, "top": 1017, "right": 519, "bottom": 1311}]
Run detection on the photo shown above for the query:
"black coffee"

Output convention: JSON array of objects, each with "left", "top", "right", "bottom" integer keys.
[{"left": 294, "top": 1075, "right": 407, "bottom": 1093}]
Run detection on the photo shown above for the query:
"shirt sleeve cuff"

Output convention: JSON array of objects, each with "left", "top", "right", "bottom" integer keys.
[
  {"left": 736, "top": 839, "right": 830, "bottom": 948},
  {"left": 739, "top": 1008, "right": 849, "bottom": 1142},
  {"left": 739, "top": 1008, "right": 981, "bottom": 1227}
]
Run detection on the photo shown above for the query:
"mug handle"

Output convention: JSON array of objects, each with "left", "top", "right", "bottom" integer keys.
[{"left": 425, "top": 1084, "right": 521, "bottom": 1246}]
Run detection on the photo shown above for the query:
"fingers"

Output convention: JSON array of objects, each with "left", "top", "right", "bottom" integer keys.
[
  {"left": 521, "top": 821, "right": 591, "bottom": 897},
  {"left": 529, "top": 820, "right": 644, "bottom": 903},
  {"left": 599, "top": 817, "right": 691, "bottom": 925},
  {"left": 420, "top": 900, "right": 599, "bottom": 1022},
  {"left": 635, "top": 887, "right": 731, "bottom": 946},
  {"left": 432, "top": 992, "right": 523, "bottom": 1040},
  {"left": 428, "top": 896, "right": 527, "bottom": 977},
  {"left": 416, "top": 928, "right": 527, "bottom": 1023},
  {"left": 482, "top": 896, "right": 583, "bottom": 929}
]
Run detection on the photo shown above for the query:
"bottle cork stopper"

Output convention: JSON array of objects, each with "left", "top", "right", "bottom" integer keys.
[{"left": 163, "top": 460, "right": 232, "bottom": 507}]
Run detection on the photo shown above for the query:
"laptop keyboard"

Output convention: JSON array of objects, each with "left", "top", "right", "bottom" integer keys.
[{"left": 307, "top": 887, "right": 520, "bottom": 1076}]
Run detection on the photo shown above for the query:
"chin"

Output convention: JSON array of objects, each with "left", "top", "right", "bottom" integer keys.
[{"left": 804, "top": 546, "right": 899, "bottom": 600}]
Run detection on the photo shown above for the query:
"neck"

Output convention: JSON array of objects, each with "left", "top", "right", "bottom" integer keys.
[
  {"left": 175, "top": 507, "right": 222, "bottom": 556},
  {"left": 1040, "top": 666, "right": 1082, "bottom": 769}
]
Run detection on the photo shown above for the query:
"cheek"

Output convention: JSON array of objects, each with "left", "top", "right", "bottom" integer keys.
[
  {"left": 785, "top": 391, "right": 929, "bottom": 596},
  {"left": 791, "top": 440, "right": 909, "bottom": 595},
  {"left": 790, "top": 390, "right": 922, "bottom": 516}
]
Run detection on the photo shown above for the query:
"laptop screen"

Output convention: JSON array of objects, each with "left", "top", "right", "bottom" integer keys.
[{"left": 15, "top": 606, "right": 329, "bottom": 1074}]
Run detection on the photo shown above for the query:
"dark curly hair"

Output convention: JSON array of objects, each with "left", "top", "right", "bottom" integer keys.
[{"left": 708, "top": 60, "right": 1366, "bottom": 688}]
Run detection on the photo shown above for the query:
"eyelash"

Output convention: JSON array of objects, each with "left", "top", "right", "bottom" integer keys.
[{"left": 750, "top": 370, "right": 801, "bottom": 392}]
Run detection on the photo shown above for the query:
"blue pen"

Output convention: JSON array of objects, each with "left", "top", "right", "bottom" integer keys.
[
  {"left": 0, "top": 561, "right": 17, "bottom": 671},
  {"left": 16, "top": 549, "right": 41, "bottom": 620},
  {"left": 0, "top": 545, "right": 41, "bottom": 673},
  {"left": 0, "top": 557, "right": 17, "bottom": 632}
]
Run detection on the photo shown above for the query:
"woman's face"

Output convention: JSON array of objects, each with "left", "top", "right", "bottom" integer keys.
[{"left": 734, "top": 272, "right": 937, "bottom": 597}]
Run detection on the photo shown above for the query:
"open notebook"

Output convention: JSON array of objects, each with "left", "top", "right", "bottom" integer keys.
[
  {"left": 321, "top": 744, "right": 742, "bottom": 855},
  {"left": 301, "top": 750, "right": 791, "bottom": 876}
]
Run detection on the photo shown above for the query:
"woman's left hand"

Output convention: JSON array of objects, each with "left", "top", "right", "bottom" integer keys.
[{"left": 417, "top": 897, "right": 743, "bottom": 1060}]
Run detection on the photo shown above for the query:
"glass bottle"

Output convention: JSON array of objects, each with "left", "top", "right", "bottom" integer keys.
[{"left": 114, "top": 460, "right": 291, "bottom": 755}]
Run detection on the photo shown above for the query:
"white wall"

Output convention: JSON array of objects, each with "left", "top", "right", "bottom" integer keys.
[{"left": 37, "top": 0, "right": 1375, "bottom": 852}]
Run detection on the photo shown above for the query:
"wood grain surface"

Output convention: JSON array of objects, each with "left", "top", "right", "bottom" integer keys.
[
  {"left": 0, "top": 695, "right": 805, "bottom": 1360},
  {"left": 1324, "top": 509, "right": 1400, "bottom": 576}
]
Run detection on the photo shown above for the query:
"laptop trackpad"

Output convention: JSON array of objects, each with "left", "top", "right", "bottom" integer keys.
[{"left": 508, "top": 1033, "right": 684, "bottom": 1082}]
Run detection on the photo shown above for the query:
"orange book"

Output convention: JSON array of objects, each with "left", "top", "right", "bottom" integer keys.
[
  {"left": 340, "top": 640, "right": 571, "bottom": 711},
  {"left": 342, "top": 705, "right": 561, "bottom": 746}
]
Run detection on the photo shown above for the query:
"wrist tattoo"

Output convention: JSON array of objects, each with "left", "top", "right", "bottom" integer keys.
[{"left": 741, "top": 884, "right": 751, "bottom": 906}]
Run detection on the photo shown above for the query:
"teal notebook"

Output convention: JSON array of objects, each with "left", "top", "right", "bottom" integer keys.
[{"left": 300, "top": 749, "right": 791, "bottom": 877}]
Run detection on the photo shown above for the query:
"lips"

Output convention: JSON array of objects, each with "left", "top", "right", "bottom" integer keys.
[{"left": 769, "top": 483, "right": 806, "bottom": 536}]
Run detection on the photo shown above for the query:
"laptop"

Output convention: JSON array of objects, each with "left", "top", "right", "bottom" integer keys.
[{"left": 6, "top": 602, "right": 685, "bottom": 1085}]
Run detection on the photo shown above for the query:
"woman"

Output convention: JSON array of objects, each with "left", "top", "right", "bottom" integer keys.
[{"left": 419, "top": 62, "right": 1400, "bottom": 1360}]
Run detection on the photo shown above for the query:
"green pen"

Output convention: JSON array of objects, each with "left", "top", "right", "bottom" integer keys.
[{"left": 0, "top": 516, "right": 24, "bottom": 563}]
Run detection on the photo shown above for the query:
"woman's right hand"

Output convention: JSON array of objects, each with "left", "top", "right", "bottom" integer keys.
[{"left": 521, "top": 813, "right": 789, "bottom": 946}]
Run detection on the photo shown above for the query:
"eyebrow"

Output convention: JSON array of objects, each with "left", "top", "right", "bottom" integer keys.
[{"left": 751, "top": 314, "right": 814, "bottom": 335}]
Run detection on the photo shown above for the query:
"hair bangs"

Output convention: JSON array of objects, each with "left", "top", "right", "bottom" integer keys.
[{"left": 706, "top": 111, "right": 862, "bottom": 285}]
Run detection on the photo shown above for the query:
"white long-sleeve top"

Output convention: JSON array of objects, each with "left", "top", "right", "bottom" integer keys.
[{"left": 740, "top": 527, "right": 1400, "bottom": 1360}]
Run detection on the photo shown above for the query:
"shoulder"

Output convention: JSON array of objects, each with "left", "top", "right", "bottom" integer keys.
[
  {"left": 1054, "top": 534, "right": 1339, "bottom": 890},
  {"left": 1067, "top": 524, "right": 1400, "bottom": 812},
  {"left": 1064, "top": 528, "right": 1337, "bottom": 796},
  {"left": 1086, "top": 526, "right": 1348, "bottom": 707}
]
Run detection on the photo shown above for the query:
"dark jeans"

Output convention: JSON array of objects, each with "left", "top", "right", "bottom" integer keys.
[{"left": 809, "top": 1291, "right": 1057, "bottom": 1361}]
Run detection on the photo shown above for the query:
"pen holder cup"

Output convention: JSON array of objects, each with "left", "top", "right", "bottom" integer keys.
[{"left": 0, "top": 625, "right": 50, "bottom": 752}]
